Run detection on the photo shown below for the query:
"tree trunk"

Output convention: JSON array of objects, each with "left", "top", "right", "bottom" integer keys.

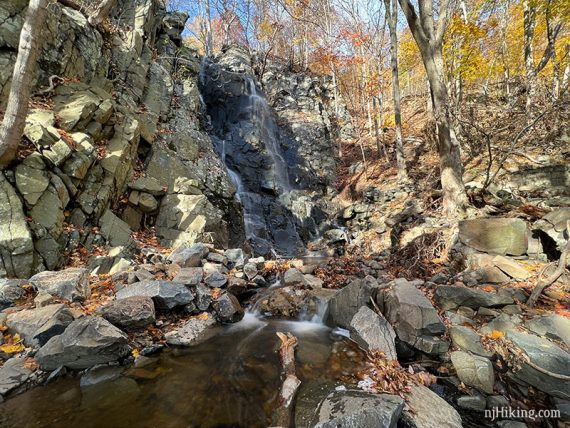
[
  {"left": 423, "top": 46, "right": 467, "bottom": 215},
  {"left": 0, "top": 0, "right": 49, "bottom": 169},
  {"left": 88, "top": 0, "right": 117, "bottom": 26},
  {"left": 205, "top": 0, "right": 214, "bottom": 56},
  {"left": 523, "top": 0, "right": 537, "bottom": 114},
  {"left": 385, "top": 0, "right": 407, "bottom": 179}
]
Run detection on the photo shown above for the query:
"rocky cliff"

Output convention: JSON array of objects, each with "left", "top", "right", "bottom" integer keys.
[{"left": 0, "top": 0, "right": 244, "bottom": 278}]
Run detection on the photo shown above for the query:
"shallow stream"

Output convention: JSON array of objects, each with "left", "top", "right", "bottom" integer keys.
[{"left": 0, "top": 314, "right": 365, "bottom": 428}]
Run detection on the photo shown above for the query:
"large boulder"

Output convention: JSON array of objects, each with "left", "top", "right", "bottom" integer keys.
[
  {"left": 380, "top": 279, "right": 447, "bottom": 355},
  {"left": 349, "top": 306, "right": 397, "bottom": 359},
  {"left": 434, "top": 285, "right": 513, "bottom": 310},
  {"left": 450, "top": 351, "right": 495, "bottom": 394},
  {"left": 312, "top": 389, "right": 404, "bottom": 428},
  {"left": 36, "top": 316, "right": 130, "bottom": 370},
  {"left": 328, "top": 278, "right": 379, "bottom": 329},
  {"left": 400, "top": 385, "right": 462, "bottom": 428},
  {"left": 458, "top": 218, "right": 528, "bottom": 255},
  {"left": 165, "top": 313, "right": 217, "bottom": 346},
  {"left": 6, "top": 303, "right": 74, "bottom": 347},
  {"left": 507, "top": 331, "right": 570, "bottom": 399},
  {"left": 525, "top": 314, "right": 570, "bottom": 347},
  {"left": 29, "top": 268, "right": 90, "bottom": 302},
  {"left": 97, "top": 296, "right": 155, "bottom": 330},
  {"left": 115, "top": 280, "right": 194, "bottom": 311}
]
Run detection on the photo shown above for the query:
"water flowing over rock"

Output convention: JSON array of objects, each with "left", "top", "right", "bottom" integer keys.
[{"left": 200, "top": 47, "right": 343, "bottom": 257}]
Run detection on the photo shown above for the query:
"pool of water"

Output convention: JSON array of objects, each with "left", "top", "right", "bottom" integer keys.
[{"left": 0, "top": 315, "right": 365, "bottom": 428}]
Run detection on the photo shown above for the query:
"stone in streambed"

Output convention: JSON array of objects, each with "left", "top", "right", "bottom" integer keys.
[
  {"left": 165, "top": 314, "right": 217, "bottom": 346},
  {"left": 97, "top": 296, "right": 155, "bottom": 330},
  {"left": 115, "top": 280, "right": 194, "bottom": 310},
  {"left": 349, "top": 306, "right": 397, "bottom": 359},
  {"left": 212, "top": 292, "right": 244, "bottom": 323},
  {"left": 30, "top": 267, "right": 90, "bottom": 302}
]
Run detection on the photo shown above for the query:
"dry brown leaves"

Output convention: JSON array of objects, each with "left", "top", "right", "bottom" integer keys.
[
  {"left": 313, "top": 256, "right": 360, "bottom": 289},
  {"left": 357, "top": 352, "right": 437, "bottom": 398}
]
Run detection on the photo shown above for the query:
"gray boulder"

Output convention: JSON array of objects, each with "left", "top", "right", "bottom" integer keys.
[
  {"left": 204, "top": 271, "right": 228, "bottom": 288},
  {"left": 167, "top": 243, "right": 209, "bottom": 268},
  {"left": 0, "top": 357, "right": 34, "bottom": 397},
  {"left": 212, "top": 292, "right": 244, "bottom": 323},
  {"left": 435, "top": 285, "right": 513, "bottom": 310},
  {"left": 0, "top": 279, "right": 27, "bottom": 309},
  {"left": 451, "top": 351, "right": 495, "bottom": 394},
  {"left": 328, "top": 278, "right": 379, "bottom": 329},
  {"left": 283, "top": 268, "right": 306, "bottom": 286},
  {"left": 313, "top": 389, "right": 404, "bottom": 428},
  {"left": 381, "top": 279, "right": 447, "bottom": 355},
  {"left": 349, "top": 306, "right": 397, "bottom": 359},
  {"left": 165, "top": 314, "right": 217, "bottom": 346},
  {"left": 507, "top": 331, "right": 570, "bottom": 399},
  {"left": 458, "top": 218, "right": 528, "bottom": 255},
  {"left": 525, "top": 314, "right": 570, "bottom": 347},
  {"left": 173, "top": 267, "right": 203, "bottom": 286},
  {"left": 400, "top": 385, "right": 462, "bottom": 428},
  {"left": 36, "top": 316, "right": 130, "bottom": 370},
  {"left": 30, "top": 267, "right": 90, "bottom": 302},
  {"left": 97, "top": 296, "right": 155, "bottom": 330},
  {"left": 450, "top": 326, "right": 493, "bottom": 357},
  {"left": 6, "top": 303, "right": 74, "bottom": 347},
  {"left": 115, "top": 280, "right": 194, "bottom": 310},
  {"left": 195, "top": 284, "right": 213, "bottom": 311},
  {"left": 224, "top": 248, "right": 247, "bottom": 268}
]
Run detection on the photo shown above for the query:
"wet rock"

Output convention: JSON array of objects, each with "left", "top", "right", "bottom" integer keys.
[
  {"left": 450, "top": 326, "right": 493, "bottom": 357},
  {"left": 30, "top": 268, "right": 91, "bottom": 302},
  {"left": 36, "top": 316, "right": 130, "bottom": 370},
  {"left": 451, "top": 351, "right": 495, "bottom": 394},
  {"left": 525, "top": 314, "right": 570, "bottom": 347},
  {"left": 434, "top": 286, "right": 513, "bottom": 310},
  {"left": 80, "top": 365, "right": 123, "bottom": 388},
  {"left": 167, "top": 243, "right": 209, "bottom": 268},
  {"left": 506, "top": 331, "right": 570, "bottom": 399},
  {"left": 400, "top": 385, "right": 462, "bottom": 428},
  {"left": 165, "top": 314, "right": 217, "bottom": 346},
  {"left": 173, "top": 267, "right": 203, "bottom": 286},
  {"left": 0, "top": 357, "right": 34, "bottom": 397},
  {"left": 458, "top": 218, "right": 528, "bottom": 255},
  {"left": 0, "top": 279, "right": 27, "bottom": 309},
  {"left": 212, "top": 292, "right": 244, "bottom": 323},
  {"left": 457, "top": 395, "right": 486, "bottom": 411},
  {"left": 312, "top": 389, "right": 404, "bottom": 428},
  {"left": 204, "top": 271, "right": 227, "bottom": 288},
  {"left": 328, "top": 278, "right": 379, "bottom": 329},
  {"left": 349, "top": 307, "right": 396, "bottom": 359},
  {"left": 115, "top": 280, "right": 194, "bottom": 310},
  {"left": 97, "top": 296, "right": 155, "bottom": 330},
  {"left": 381, "top": 279, "right": 447, "bottom": 355},
  {"left": 225, "top": 248, "right": 247, "bottom": 268},
  {"left": 6, "top": 303, "right": 75, "bottom": 347}
]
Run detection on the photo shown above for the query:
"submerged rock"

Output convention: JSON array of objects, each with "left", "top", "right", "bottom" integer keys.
[
  {"left": 36, "top": 316, "right": 130, "bottom": 370},
  {"left": 312, "top": 389, "right": 404, "bottom": 428},
  {"left": 29, "top": 267, "right": 91, "bottom": 302},
  {"left": 115, "top": 280, "right": 194, "bottom": 310}
]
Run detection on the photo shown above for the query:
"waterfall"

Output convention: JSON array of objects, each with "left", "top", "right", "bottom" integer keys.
[{"left": 245, "top": 77, "right": 292, "bottom": 194}]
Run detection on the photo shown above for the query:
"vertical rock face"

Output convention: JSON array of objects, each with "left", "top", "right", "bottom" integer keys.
[
  {"left": 0, "top": 0, "right": 244, "bottom": 277},
  {"left": 200, "top": 46, "right": 346, "bottom": 256}
]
